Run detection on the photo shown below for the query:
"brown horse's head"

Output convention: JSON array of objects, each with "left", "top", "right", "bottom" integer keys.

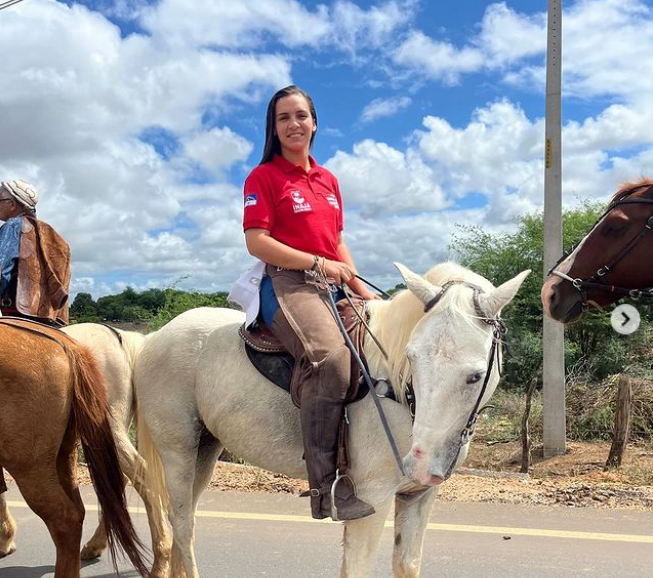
[{"left": 542, "top": 179, "right": 653, "bottom": 323}]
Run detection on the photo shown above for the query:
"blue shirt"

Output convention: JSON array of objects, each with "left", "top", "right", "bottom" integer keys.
[{"left": 0, "top": 216, "right": 22, "bottom": 295}]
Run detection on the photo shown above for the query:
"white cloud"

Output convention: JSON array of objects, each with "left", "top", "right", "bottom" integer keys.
[
  {"left": 480, "top": 0, "right": 653, "bottom": 103},
  {"left": 475, "top": 2, "right": 546, "bottom": 67},
  {"left": 360, "top": 96, "right": 412, "bottom": 123},
  {"left": 326, "top": 139, "right": 449, "bottom": 218},
  {"left": 330, "top": 0, "right": 417, "bottom": 55},
  {"left": 141, "top": 0, "right": 331, "bottom": 49},
  {"left": 393, "top": 31, "right": 484, "bottom": 84},
  {"left": 139, "top": 0, "right": 416, "bottom": 56},
  {"left": 180, "top": 128, "right": 254, "bottom": 177}
]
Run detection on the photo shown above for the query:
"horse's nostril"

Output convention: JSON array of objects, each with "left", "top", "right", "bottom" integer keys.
[{"left": 412, "top": 447, "right": 424, "bottom": 459}]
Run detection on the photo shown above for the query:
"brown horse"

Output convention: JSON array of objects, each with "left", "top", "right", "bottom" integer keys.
[
  {"left": 542, "top": 178, "right": 653, "bottom": 322},
  {"left": 0, "top": 318, "right": 149, "bottom": 577}
]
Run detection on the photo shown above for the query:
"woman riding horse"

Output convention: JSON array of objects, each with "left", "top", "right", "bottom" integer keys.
[{"left": 240, "top": 85, "right": 380, "bottom": 521}]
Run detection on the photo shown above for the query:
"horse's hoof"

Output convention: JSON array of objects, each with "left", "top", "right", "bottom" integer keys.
[
  {"left": 0, "top": 543, "right": 16, "bottom": 558},
  {"left": 80, "top": 543, "right": 104, "bottom": 560},
  {"left": 149, "top": 561, "right": 170, "bottom": 578}
]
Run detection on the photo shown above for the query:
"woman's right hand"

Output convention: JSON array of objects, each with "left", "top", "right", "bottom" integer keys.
[{"left": 323, "top": 259, "right": 355, "bottom": 286}]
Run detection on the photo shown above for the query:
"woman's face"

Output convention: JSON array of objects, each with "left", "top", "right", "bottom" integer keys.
[{"left": 274, "top": 94, "right": 316, "bottom": 157}]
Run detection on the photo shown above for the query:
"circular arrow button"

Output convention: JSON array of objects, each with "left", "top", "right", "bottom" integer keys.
[{"left": 611, "top": 304, "right": 640, "bottom": 335}]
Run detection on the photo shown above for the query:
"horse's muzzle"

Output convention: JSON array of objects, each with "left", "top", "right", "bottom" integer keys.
[{"left": 542, "top": 277, "right": 584, "bottom": 323}]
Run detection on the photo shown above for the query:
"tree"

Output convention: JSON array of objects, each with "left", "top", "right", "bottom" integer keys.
[{"left": 70, "top": 292, "right": 98, "bottom": 320}]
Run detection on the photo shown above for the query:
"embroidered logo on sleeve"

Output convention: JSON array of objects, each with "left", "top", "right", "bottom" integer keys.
[
  {"left": 244, "top": 194, "right": 258, "bottom": 207},
  {"left": 290, "top": 190, "right": 312, "bottom": 213},
  {"left": 325, "top": 193, "right": 340, "bottom": 210}
]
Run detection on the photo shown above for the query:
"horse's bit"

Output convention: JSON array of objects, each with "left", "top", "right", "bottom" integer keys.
[{"left": 548, "top": 184, "right": 653, "bottom": 307}]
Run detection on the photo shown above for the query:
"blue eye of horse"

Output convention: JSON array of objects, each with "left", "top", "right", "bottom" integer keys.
[{"left": 466, "top": 372, "right": 483, "bottom": 384}]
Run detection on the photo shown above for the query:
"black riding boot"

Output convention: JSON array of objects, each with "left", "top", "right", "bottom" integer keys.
[{"left": 300, "top": 347, "right": 375, "bottom": 521}]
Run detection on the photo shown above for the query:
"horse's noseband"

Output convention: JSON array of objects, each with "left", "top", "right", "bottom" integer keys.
[{"left": 548, "top": 184, "right": 653, "bottom": 307}]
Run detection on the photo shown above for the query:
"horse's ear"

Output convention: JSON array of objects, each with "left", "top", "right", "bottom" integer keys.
[
  {"left": 394, "top": 262, "right": 441, "bottom": 306},
  {"left": 478, "top": 270, "right": 531, "bottom": 318}
]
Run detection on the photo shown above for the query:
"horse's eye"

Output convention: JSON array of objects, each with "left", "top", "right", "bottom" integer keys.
[
  {"left": 603, "top": 219, "right": 627, "bottom": 236},
  {"left": 466, "top": 372, "right": 483, "bottom": 384}
]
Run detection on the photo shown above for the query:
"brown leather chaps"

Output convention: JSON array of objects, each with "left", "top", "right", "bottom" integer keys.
[{"left": 266, "top": 265, "right": 351, "bottom": 518}]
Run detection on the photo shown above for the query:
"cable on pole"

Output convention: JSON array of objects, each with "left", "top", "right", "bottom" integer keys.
[{"left": 0, "top": 0, "right": 28, "bottom": 12}]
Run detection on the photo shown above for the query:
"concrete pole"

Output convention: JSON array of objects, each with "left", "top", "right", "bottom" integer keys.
[{"left": 543, "top": 0, "right": 566, "bottom": 457}]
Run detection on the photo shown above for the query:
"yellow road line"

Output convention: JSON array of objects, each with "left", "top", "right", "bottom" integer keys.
[{"left": 7, "top": 500, "right": 653, "bottom": 544}]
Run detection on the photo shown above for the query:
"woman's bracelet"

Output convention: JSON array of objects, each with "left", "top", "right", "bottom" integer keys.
[{"left": 311, "top": 254, "right": 320, "bottom": 270}]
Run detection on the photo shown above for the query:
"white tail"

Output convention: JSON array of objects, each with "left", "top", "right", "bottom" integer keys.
[{"left": 135, "top": 410, "right": 170, "bottom": 516}]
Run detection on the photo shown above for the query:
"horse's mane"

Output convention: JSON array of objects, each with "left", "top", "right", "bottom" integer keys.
[
  {"left": 365, "top": 262, "right": 495, "bottom": 403},
  {"left": 610, "top": 178, "right": 653, "bottom": 204}
]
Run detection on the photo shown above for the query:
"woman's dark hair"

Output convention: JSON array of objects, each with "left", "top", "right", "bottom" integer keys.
[{"left": 260, "top": 85, "right": 317, "bottom": 165}]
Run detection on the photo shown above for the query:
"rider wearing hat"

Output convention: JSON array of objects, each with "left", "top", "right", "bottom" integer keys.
[{"left": 0, "top": 180, "right": 71, "bottom": 326}]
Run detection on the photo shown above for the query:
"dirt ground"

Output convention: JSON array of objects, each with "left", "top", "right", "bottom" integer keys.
[
  {"left": 203, "top": 441, "right": 653, "bottom": 511},
  {"left": 10, "top": 441, "right": 648, "bottom": 511}
]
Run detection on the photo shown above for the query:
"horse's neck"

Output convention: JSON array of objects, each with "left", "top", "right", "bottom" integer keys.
[{"left": 364, "top": 296, "right": 422, "bottom": 386}]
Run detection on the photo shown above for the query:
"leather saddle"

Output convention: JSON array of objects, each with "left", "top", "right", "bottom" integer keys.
[{"left": 238, "top": 297, "right": 371, "bottom": 406}]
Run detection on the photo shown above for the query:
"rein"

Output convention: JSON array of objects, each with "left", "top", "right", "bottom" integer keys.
[
  {"left": 548, "top": 184, "right": 653, "bottom": 306},
  {"left": 326, "top": 285, "right": 406, "bottom": 477}
]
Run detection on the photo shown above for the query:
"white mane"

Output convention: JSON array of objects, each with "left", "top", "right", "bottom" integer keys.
[{"left": 365, "top": 262, "right": 496, "bottom": 402}]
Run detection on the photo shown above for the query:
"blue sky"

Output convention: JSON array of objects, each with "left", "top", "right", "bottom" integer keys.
[{"left": 1, "top": 0, "right": 653, "bottom": 296}]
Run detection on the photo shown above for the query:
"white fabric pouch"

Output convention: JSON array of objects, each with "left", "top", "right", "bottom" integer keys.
[{"left": 227, "top": 260, "right": 266, "bottom": 328}]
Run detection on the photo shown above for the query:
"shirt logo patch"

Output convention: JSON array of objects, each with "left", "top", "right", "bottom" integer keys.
[
  {"left": 290, "top": 190, "right": 306, "bottom": 204},
  {"left": 244, "top": 194, "right": 258, "bottom": 207},
  {"left": 290, "top": 189, "right": 312, "bottom": 213},
  {"left": 325, "top": 193, "right": 340, "bottom": 210}
]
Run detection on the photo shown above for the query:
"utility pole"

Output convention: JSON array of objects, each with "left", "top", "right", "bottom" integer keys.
[{"left": 543, "top": 0, "right": 566, "bottom": 456}]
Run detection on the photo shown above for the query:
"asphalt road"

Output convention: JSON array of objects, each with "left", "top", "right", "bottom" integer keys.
[{"left": 1, "top": 482, "right": 652, "bottom": 578}]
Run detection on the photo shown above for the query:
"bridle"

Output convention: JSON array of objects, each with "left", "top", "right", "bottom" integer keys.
[
  {"left": 421, "top": 280, "right": 507, "bottom": 479},
  {"left": 548, "top": 184, "right": 653, "bottom": 307},
  {"left": 328, "top": 276, "right": 507, "bottom": 481}
]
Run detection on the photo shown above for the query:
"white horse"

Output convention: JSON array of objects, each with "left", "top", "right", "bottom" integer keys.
[
  {"left": 135, "top": 262, "right": 529, "bottom": 578},
  {"left": 0, "top": 323, "right": 172, "bottom": 577}
]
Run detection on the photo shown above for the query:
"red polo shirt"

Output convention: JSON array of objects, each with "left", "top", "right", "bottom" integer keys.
[{"left": 243, "top": 154, "right": 344, "bottom": 261}]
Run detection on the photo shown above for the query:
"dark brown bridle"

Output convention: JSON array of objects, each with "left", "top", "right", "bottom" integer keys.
[{"left": 548, "top": 184, "right": 653, "bottom": 306}]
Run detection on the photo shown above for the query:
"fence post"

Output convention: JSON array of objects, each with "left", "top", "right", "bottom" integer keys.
[
  {"left": 521, "top": 378, "right": 539, "bottom": 473},
  {"left": 605, "top": 374, "right": 632, "bottom": 470}
]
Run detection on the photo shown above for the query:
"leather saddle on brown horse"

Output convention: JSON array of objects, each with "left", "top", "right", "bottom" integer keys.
[{"left": 237, "top": 296, "right": 371, "bottom": 407}]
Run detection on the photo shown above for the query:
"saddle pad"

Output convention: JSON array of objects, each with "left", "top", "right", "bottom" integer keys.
[{"left": 244, "top": 342, "right": 369, "bottom": 405}]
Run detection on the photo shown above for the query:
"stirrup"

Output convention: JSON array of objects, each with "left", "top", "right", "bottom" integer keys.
[{"left": 330, "top": 468, "right": 356, "bottom": 522}]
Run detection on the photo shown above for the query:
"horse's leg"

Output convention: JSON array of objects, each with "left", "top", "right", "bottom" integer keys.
[
  {"left": 80, "top": 509, "right": 109, "bottom": 560},
  {"left": 0, "top": 489, "right": 17, "bottom": 558},
  {"left": 160, "top": 443, "right": 202, "bottom": 578},
  {"left": 392, "top": 488, "right": 438, "bottom": 578},
  {"left": 122, "top": 445, "right": 172, "bottom": 578},
  {"left": 340, "top": 487, "right": 395, "bottom": 578},
  {"left": 167, "top": 431, "right": 222, "bottom": 578},
  {"left": 13, "top": 461, "right": 85, "bottom": 578}
]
